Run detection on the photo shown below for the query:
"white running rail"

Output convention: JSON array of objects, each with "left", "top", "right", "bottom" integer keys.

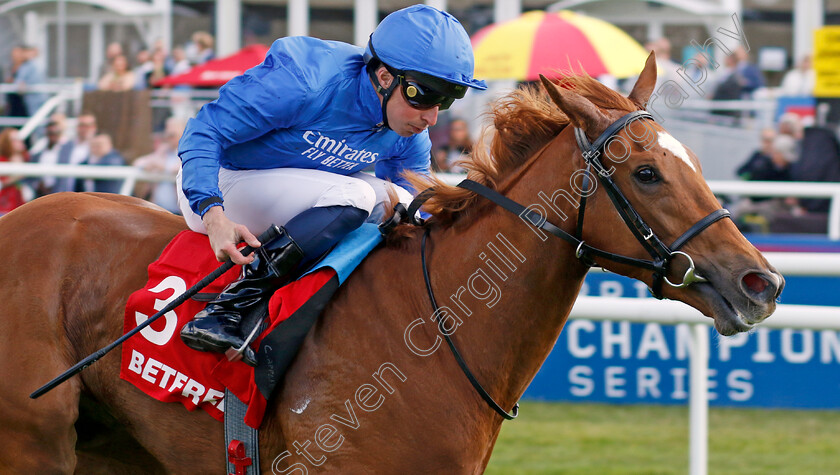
[
  {"left": 435, "top": 173, "right": 840, "bottom": 239},
  {"left": 572, "top": 253, "right": 840, "bottom": 475}
]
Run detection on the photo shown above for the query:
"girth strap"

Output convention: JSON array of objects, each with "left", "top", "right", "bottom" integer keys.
[{"left": 224, "top": 389, "right": 260, "bottom": 474}]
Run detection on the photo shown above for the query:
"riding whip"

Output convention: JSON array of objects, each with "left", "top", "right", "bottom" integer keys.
[{"left": 30, "top": 224, "right": 282, "bottom": 399}]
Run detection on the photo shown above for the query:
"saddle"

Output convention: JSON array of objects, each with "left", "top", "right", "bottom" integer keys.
[{"left": 120, "top": 223, "right": 383, "bottom": 428}]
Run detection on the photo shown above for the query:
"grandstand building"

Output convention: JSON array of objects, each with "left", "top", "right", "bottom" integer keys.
[{"left": 0, "top": 0, "right": 833, "bottom": 84}]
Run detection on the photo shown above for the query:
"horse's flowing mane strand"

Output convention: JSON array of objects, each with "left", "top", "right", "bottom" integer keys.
[{"left": 402, "top": 73, "right": 638, "bottom": 226}]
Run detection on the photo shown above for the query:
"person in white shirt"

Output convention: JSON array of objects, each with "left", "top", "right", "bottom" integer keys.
[
  {"left": 168, "top": 47, "right": 191, "bottom": 76},
  {"left": 780, "top": 55, "right": 815, "bottom": 97},
  {"left": 132, "top": 49, "right": 154, "bottom": 89},
  {"left": 649, "top": 38, "right": 681, "bottom": 89},
  {"left": 53, "top": 113, "right": 97, "bottom": 193},
  {"left": 30, "top": 119, "right": 68, "bottom": 196},
  {"left": 134, "top": 117, "right": 186, "bottom": 213}
]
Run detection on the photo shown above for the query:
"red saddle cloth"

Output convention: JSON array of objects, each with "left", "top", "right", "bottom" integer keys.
[{"left": 120, "top": 230, "right": 335, "bottom": 427}]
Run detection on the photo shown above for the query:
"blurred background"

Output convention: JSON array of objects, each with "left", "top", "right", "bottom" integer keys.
[{"left": 1, "top": 1, "right": 839, "bottom": 473}]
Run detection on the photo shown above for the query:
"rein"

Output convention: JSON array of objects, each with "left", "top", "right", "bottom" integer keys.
[
  {"left": 384, "top": 109, "right": 731, "bottom": 421},
  {"left": 420, "top": 228, "right": 519, "bottom": 420}
]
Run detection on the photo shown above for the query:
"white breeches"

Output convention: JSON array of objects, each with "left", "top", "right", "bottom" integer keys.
[{"left": 177, "top": 167, "right": 414, "bottom": 235}]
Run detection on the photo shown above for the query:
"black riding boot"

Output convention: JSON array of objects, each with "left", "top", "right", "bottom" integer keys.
[{"left": 180, "top": 229, "right": 304, "bottom": 366}]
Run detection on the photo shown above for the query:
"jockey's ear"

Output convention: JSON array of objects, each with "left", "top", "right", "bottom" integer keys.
[
  {"left": 539, "top": 74, "right": 611, "bottom": 139},
  {"left": 376, "top": 65, "right": 395, "bottom": 89},
  {"left": 628, "top": 52, "right": 657, "bottom": 108}
]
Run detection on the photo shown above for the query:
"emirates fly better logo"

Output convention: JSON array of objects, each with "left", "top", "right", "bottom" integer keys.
[{"left": 301, "top": 131, "right": 380, "bottom": 171}]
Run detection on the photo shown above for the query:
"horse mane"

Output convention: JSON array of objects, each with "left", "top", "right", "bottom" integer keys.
[{"left": 401, "top": 74, "right": 638, "bottom": 229}]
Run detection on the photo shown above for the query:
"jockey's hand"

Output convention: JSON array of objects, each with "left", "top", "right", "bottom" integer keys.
[{"left": 202, "top": 206, "right": 261, "bottom": 265}]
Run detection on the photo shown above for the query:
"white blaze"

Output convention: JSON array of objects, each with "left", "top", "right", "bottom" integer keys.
[{"left": 657, "top": 132, "right": 696, "bottom": 172}]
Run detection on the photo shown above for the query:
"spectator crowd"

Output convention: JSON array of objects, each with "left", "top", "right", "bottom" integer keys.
[
  {"left": 0, "top": 109, "right": 185, "bottom": 217},
  {"left": 95, "top": 32, "right": 216, "bottom": 92},
  {"left": 0, "top": 32, "right": 835, "bottom": 236},
  {"left": 0, "top": 32, "right": 219, "bottom": 216}
]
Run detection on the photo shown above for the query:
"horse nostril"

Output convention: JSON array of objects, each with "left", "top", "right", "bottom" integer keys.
[{"left": 742, "top": 272, "right": 769, "bottom": 295}]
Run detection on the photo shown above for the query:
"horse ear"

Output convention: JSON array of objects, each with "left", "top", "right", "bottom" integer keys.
[
  {"left": 539, "top": 74, "right": 611, "bottom": 136},
  {"left": 627, "top": 51, "right": 657, "bottom": 107}
]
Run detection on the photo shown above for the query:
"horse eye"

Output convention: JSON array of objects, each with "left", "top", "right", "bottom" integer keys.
[{"left": 635, "top": 167, "right": 658, "bottom": 183}]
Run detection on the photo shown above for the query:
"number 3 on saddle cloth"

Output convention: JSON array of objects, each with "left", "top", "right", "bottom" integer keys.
[{"left": 120, "top": 223, "right": 383, "bottom": 428}]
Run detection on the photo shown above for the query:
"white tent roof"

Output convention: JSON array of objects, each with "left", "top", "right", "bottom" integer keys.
[
  {"left": 547, "top": 0, "right": 731, "bottom": 15},
  {"left": 0, "top": 0, "right": 164, "bottom": 17}
]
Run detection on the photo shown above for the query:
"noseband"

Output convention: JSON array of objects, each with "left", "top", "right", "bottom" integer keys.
[{"left": 381, "top": 109, "right": 731, "bottom": 421}]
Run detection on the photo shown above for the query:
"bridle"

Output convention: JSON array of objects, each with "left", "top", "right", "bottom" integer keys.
[
  {"left": 569, "top": 110, "right": 731, "bottom": 297},
  {"left": 380, "top": 109, "right": 731, "bottom": 420}
]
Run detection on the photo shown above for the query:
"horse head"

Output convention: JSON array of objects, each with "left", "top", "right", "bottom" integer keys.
[{"left": 538, "top": 53, "right": 783, "bottom": 336}]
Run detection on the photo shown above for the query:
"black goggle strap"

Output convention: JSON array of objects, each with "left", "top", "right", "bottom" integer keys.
[
  {"left": 367, "top": 66, "right": 399, "bottom": 129},
  {"left": 367, "top": 36, "right": 457, "bottom": 115},
  {"left": 366, "top": 39, "right": 401, "bottom": 129}
]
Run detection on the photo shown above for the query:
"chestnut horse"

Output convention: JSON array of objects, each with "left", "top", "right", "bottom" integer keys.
[{"left": 0, "top": 54, "right": 782, "bottom": 473}]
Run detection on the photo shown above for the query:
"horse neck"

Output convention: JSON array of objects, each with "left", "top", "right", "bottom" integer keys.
[{"left": 426, "top": 130, "right": 588, "bottom": 419}]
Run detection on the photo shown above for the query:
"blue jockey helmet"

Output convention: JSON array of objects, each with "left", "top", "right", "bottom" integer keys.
[{"left": 363, "top": 5, "right": 487, "bottom": 128}]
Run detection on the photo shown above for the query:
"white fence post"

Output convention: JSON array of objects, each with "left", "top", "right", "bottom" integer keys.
[
  {"left": 118, "top": 176, "right": 137, "bottom": 196},
  {"left": 689, "top": 324, "right": 709, "bottom": 475},
  {"left": 18, "top": 92, "right": 67, "bottom": 141},
  {"left": 829, "top": 192, "right": 840, "bottom": 240},
  {"left": 567, "top": 296, "right": 840, "bottom": 475}
]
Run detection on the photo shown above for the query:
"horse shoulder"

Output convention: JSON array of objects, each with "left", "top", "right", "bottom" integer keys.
[{"left": 267, "top": 242, "right": 452, "bottom": 469}]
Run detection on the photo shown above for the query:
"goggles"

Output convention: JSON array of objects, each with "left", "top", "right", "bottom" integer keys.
[
  {"left": 365, "top": 36, "right": 469, "bottom": 126},
  {"left": 398, "top": 75, "right": 456, "bottom": 111}
]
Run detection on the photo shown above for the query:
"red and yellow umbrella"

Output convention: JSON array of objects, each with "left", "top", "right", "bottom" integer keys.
[{"left": 472, "top": 10, "right": 649, "bottom": 81}]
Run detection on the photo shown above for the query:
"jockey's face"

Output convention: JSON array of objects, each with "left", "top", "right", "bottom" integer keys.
[{"left": 374, "top": 66, "right": 439, "bottom": 137}]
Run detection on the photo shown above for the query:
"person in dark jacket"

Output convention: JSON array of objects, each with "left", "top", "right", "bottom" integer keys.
[
  {"left": 80, "top": 133, "right": 125, "bottom": 194},
  {"left": 737, "top": 129, "right": 792, "bottom": 181}
]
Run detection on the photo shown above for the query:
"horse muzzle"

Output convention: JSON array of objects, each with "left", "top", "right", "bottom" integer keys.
[{"left": 686, "top": 265, "right": 784, "bottom": 336}]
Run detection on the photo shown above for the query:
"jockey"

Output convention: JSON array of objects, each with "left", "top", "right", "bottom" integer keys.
[{"left": 176, "top": 5, "right": 486, "bottom": 365}]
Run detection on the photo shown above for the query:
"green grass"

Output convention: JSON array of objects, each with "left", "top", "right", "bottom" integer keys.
[{"left": 485, "top": 402, "right": 840, "bottom": 474}]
